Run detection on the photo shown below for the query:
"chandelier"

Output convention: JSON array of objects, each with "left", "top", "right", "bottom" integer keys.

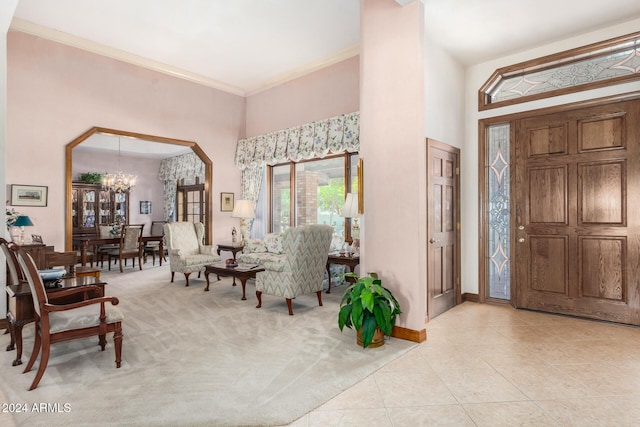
[{"left": 102, "top": 138, "right": 137, "bottom": 193}]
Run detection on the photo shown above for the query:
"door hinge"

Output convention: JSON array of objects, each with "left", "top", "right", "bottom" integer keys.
[{"left": 455, "top": 167, "right": 459, "bottom": 175}]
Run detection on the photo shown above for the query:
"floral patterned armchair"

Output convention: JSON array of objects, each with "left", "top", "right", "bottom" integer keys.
[
  {"left": 164, "top": 222, "right": 220, "bottom": 287},
  {"left": 255, "top": 224, "right": 333, "bottom": 315}
]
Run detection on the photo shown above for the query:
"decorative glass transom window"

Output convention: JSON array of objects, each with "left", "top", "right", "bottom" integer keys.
[{"left": 479, "top": 31, "right": 640, "bottom": 110}]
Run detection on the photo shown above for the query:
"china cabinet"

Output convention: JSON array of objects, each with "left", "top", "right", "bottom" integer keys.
[{"left": 72, "top": 182, "right": 129, "bottom": 238}]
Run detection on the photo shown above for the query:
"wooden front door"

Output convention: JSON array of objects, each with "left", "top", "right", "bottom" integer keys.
[
  {"left": 427, "top": 139, "right": 460, "bottom": 318},
  {"left": 514, "top": 99, "right": 640, "bottom": 325}
]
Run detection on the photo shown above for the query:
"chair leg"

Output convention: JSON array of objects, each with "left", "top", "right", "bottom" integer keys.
[
  {"left": 99, "top": 333, "right": 106, "bottom": 351},
  {"left": 119, "top": 257, "right": 123, "bottom": 273},
  {"left": 138, "top": 255, "right": 143, "bottom": 270},
  {"left": 28, "top": 333, "right": 50, "bottom": 390},
  {"left": 114, "top": 323, "right": 123, "bottom": 368},
  {"left": 316, "top": 290, "right": 323, "bottom": 307},
  {"left": 170, "top": 271, "right": 175, "bottom": 282},
  {"left": 184, "top": 272, "right": 191, "bottom": 286},
  {"left": 23, "top": 325, "right": 42, "bottom": 373},
  {"left": 255, "top": 291, "right": 262, "bottom": 308},
  {"left": 286, "top": 298, "right": 294, "bottom": 315}
]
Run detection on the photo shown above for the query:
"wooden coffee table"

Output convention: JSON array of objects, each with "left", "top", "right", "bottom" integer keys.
[{"left": 204, "top": 263, "right": 265, "bottom": 300}]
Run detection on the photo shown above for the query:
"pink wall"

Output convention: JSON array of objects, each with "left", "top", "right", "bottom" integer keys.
[
  {"left": 360, "top": 0, "right": 426, "bottom": 332},
  {"left": 245, "top": 56, "right": 359, "bottom": 137},
  {"left": 7, "top": 31, "right": 245, "bottom": 249}
]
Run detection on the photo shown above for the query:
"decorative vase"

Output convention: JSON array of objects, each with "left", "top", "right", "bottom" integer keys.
[
  {"left": 9, "top": 226, "right": 21, "bottom": 243},
  {"left": 356, "top": 327, "right": 385, "bottom": 348}
]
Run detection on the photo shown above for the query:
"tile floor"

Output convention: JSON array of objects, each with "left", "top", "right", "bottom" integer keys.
[{"left": 290, "top": 301, "right": 640, "bottom": 426}]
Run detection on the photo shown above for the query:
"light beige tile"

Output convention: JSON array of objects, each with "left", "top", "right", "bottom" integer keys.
[
  {"left": 438, "top": 371, "right": 527, "bottom": 404},
  {"left": 308, "top": 408, "right": 392, "bottom": 427},
  {"left": 317, "top": 376, "right": 384, "bottom": 410},
  {"left": 377, "top": 346, "right": 431, "bottom": 374},
  {"left": 463, "top": 401, "right": 560, "bottom": 427},
  {"left": 373, "top": 371, "right": 458, "bottom": 406},
  {"left": 536, "top": 397, "right": 638, "bottom": 427},
  {"left": 557, "top": 362, "right": 640, "bottom": 395},
  {"left": 387, "top": 405, "right": 475, "bottom": 426},
  {"left": 494, "top": 362, "right": 596, "bottom": 400}
]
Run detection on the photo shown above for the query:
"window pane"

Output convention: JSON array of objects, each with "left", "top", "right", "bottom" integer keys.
[
  {"left": 350, "top": 154, "right": 359, "bottom": 193},
  {"left": 487, "top": 123, "right": 510, "bottom": 300},
  {"left": 295, "top": 157, "right": 345, "bottom": 235},
  {"left": 271, "top": 164, "right": 290, "bottom": 233}
]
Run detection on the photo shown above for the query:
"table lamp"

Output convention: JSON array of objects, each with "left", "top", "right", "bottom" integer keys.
[
  {"left": 341, "top": 193, "right": 359, "bottom": 251},
  {"left": 231, "top": 200, "right": 255, "bottom": 243},
  {"left": 13, "top": 215, "right": 34, "bottom": 244}
]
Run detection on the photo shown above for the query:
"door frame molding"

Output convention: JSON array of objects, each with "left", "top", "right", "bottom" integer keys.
[
  {"left": 478, "top": 91, "right": 640, "bottom": 305},
  {"left": 427, "top": 138, "right": 461, "bottom": 319}
]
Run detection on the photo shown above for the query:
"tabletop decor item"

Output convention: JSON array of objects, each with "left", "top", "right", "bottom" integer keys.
[{"left": 338, "top": 272, "right": 401, "bottom": 348}]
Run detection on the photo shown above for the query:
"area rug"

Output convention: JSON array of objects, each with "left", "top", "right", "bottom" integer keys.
[{"left": 0, "top": 264, "right": 416, "bottom": 426}]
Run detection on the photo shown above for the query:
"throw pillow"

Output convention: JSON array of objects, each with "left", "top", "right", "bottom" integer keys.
[
  {"left": 243, "top": 238, "right": 266, "bottom": 254},
  {"left": 263, "top": 233, "right": 283, "bottom": 254}
]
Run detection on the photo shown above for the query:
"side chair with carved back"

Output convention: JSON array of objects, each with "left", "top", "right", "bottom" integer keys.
[{"left": 15, "top": 247, "right": 124, "bottom": 390}]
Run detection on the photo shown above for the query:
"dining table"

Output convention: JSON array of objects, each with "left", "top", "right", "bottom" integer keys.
[{"left": 73, "top": 234, "right": 164, "bottom": 267}]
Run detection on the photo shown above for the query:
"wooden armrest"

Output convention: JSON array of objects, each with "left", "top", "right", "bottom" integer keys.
[{"left": 43, "top": 296, "right": 120, "bottom": 312}]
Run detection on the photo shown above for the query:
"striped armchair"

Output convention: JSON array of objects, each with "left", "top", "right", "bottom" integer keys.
[
  {"left": 255, "top": 224, "right": 333, "bottom": 315},
  {"left": 164, "top": 222, "right": 220, "bottom": 287}
]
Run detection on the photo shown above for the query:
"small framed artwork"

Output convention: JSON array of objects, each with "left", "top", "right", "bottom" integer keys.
[
  {"left": 221, "top": 192, "right": 234, "bottom": 212},
  {"left": 31, "top": 234, "right": 43, "bottom": 244},
  {"left": 11, "top": 184, "right": 48, "bottom": 207},
  {"left": 140, "top": 201, "right": 152, "bottom": 215}
]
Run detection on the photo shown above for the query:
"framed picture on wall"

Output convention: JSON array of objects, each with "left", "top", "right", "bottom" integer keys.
[
  {"left": 221, "top": 192, "right": 234, "bottom": 212},
  {"left": 11, "top": 184, "right": 48, "bottom": 207},
  {"left": 140, "top": 201, "right": 152, "bottom": 215}
]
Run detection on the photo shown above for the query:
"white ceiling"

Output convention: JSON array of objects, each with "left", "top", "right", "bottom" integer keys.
[{"left": 11, "top": 0, "right": 640, "bottom": 96}]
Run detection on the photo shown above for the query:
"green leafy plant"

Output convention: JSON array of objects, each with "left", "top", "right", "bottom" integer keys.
[
  {"left": 78, "top": 172, "right": 104, "bottom": 184},
  {"left": 338, "top": 272, "right": 401, "bottom": 348}
]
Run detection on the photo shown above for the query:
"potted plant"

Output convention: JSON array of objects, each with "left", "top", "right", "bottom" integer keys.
[
  {"left": 338, "top": 272, "right": 401, "bottom": 348},
  {"left": 78, "top": 172, "right": 104, "bottom": 184}
]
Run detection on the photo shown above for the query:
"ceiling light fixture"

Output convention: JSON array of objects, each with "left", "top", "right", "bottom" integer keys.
[{"left": 101, "top": 137, "right": 136, "bottom": 193}]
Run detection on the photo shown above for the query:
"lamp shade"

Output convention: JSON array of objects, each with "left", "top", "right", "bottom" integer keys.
[
  {"left": 13, "top": 215, "right": 34, "bottom": 227},
  {"left": 232, "top": 200, "right": 255, "bottom": 219},
  {"left": 341, "top": 193, "right": 359, "bottom": 218}
]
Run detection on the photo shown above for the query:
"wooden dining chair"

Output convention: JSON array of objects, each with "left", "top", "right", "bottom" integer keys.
[
  {"left": 143, "top": 220, "right": 167, "bottom": 265},
  {"left": 1, "top": 237, "right": 25, "bottom": 286},
  {"left": 104, "top": 224, "right": 145, "bottom": 272},
  {"left": 44, "top": 251, "right": 77, "bottom": 276},
  {"left": 15, "top": 247, "right": 123, "bottom": 390}
]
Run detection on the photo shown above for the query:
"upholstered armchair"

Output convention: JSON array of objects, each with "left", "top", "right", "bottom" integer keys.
[
  {"left": 255, "top": 224, "right": 333, "bottom": 315},
  {"left": 164, "top": 222, "right": 220, "bottom": 286}
]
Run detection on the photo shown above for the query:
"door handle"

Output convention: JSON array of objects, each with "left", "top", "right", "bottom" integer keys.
[
  {"left": 429, "top": 238, "right": 439, "bottom": 244},
  {"left": 518, "top": 238, "right": 525, "bottom": 243}
]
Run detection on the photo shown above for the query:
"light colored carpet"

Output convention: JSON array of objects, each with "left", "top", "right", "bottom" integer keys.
[{"left": 0, "top": 264, "right": 416, "bottom": 426}]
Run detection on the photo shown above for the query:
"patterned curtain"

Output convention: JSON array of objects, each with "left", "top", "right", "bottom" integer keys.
[
  {"left": 158, "top": 153, "right": 205, "bottom": 221},
  {"left": 234, "top": 111, "right": 359, "bottom": 170},
  {"left": 241, "top": 165, "right": 264, "bottom": 236}
]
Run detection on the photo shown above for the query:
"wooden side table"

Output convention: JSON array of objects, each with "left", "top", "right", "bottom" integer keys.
[
  {"left": 216, "top": 243, "right": 245, "bottom": 285},
  {"left": 326, "top": 253, "right": 360, "bottom": 294},
  {"left": 216, "top": 243, "right": 245, "bottom": 260}
]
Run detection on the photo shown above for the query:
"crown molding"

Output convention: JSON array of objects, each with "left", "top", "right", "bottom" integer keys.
[
  {"left": 245, "top": 43, "right": 360, "bottom": 96},
  {"left": 10, "top": 17, "right": 360, "bottom": 99},
  {"left": 9, "top": 18, "right": 247, "bottom": 96}
]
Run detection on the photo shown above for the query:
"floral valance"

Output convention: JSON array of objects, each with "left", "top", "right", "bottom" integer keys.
[
  {"left": 235, "top": 111, "right": 359, "bottom": 170},
  {"left": 159, "top": 152, "right": 205, "bottom": 182},
  {"left": 158, "top": 152, "right": 205, "bottom": 220}
]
